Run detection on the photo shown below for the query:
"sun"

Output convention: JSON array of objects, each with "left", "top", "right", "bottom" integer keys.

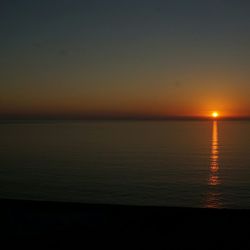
[{"left": 212, "top": 112, "right": 219, "bottom": 118}]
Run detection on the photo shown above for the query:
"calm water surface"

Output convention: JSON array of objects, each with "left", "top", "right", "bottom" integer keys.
[{"left": 1, "top": 121, "right": 250, "bottom": 209}]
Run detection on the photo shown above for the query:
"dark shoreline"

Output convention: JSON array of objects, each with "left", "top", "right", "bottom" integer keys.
[{"left": 1, "top": 198, "right": 250, "bottom": 247}]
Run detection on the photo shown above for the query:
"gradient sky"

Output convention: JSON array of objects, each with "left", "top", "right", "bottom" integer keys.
[{"left": 1, "top": 0, "right": 250, "bottom": 118}]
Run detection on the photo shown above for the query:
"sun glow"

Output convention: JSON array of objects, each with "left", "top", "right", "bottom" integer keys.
[{"left": 212, "top": 112, "right": 219, "bottom": 118}]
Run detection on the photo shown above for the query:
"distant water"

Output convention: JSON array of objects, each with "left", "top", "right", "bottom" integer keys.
[{"left": 1, "top": 120, "right": 250, "bottom": 209}]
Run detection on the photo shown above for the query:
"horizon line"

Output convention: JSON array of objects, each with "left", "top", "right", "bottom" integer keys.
[{"left": 1, "top": 115, "right": 250, "bottom": 121}]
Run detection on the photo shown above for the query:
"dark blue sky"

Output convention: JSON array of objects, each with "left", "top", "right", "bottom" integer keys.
[{"left": 1, "top": 0, "right": 250, "bottom": 118}]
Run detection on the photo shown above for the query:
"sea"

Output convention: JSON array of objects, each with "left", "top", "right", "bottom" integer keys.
[{"left": 1, "top": 120, "right": 250, "bottom": 209}]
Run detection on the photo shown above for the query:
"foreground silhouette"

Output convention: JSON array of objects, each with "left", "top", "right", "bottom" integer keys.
[{"left": 1, "top": 198, "right": 250, "bottom": 249}]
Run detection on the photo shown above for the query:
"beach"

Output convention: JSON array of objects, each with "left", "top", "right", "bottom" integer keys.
[{"left": 2, "top": 198, "right": 250, "bottom": 248}]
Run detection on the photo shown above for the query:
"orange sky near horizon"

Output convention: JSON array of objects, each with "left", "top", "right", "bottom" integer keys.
[{"left": 1, "top": 69, "right": 250, "bottom": 118}]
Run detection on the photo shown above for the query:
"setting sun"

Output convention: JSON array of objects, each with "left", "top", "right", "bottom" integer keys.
[{"left": 212, "top": 112, "right": 219, "bottom": 118}]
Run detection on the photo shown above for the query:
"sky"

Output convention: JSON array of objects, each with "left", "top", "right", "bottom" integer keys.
[{"left": 1, "top": 0, "right": 250, "bottom": 119}]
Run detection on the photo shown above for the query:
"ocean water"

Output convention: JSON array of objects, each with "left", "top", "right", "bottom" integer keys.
[{"left": 1, "top": 120, "right": 250, "bottom": 209}]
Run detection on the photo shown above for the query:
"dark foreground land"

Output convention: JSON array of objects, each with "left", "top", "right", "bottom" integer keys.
[{"left": 1, "top": 198, "right": 250, "bottom": 248}]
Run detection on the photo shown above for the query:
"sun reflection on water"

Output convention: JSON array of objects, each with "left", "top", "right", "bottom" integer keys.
[
  {"left": 205, "top": 121, "right": 222, "bottom": 208},
  {"left": 209, "top": 121, "right": 219, "bottom": 186}
]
